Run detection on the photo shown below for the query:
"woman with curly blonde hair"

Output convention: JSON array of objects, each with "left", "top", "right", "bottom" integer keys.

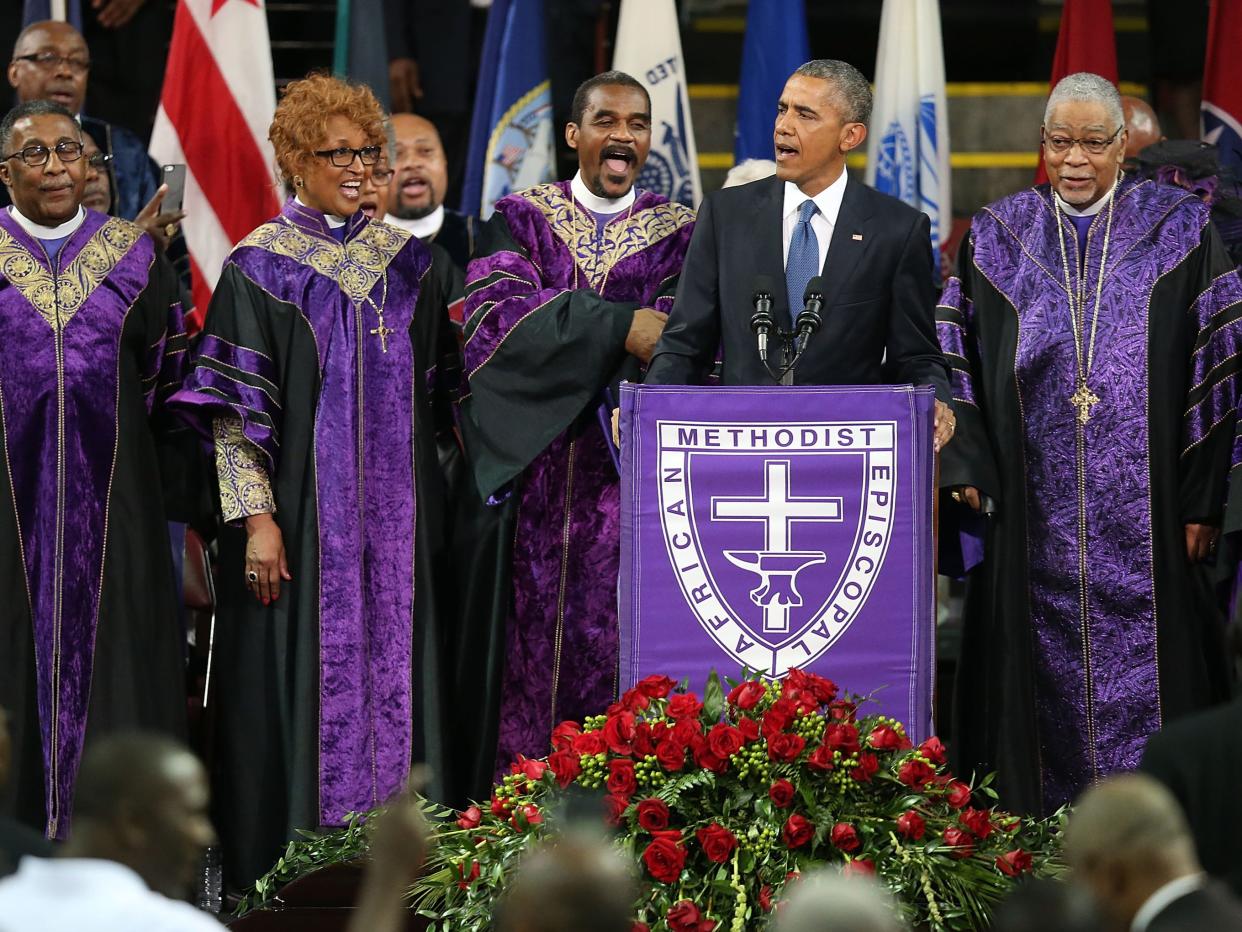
[{"left": 172, "top": 73, "right": 459, "bottom": 890}]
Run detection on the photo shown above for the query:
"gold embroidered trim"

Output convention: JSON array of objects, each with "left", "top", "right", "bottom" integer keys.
[
  {"left": 0, "top": 218, "right": 142, "bottom": 330},
  {"left": 213, "top": 416, "right": 275, "bottom": 523},
  {"left": 517, "top": 184, "right": 694, "bottom": 292},
  {"left": 238, "top": 218, "right": 411, "bottom": 305}
]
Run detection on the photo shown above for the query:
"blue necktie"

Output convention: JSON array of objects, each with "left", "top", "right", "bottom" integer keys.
[{"left": 785, "top": 199, "right": 820, "bottom": 325}]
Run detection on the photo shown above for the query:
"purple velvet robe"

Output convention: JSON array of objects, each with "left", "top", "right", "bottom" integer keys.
[
  {"left": 0, "top": 208, "right": 187, "bottom": 837},
  {"left": 938, "top": 178, "right": 1242, "bottom": 814},
  {"left": 460, "top": 181, "right": 694, "bottom": 768},
  {"left": 171, "top": 199, "right": 457, "bottom": 888}
]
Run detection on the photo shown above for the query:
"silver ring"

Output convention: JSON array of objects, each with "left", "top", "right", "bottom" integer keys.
[{"left": 247, "top": 570, "right": 259, "bottom": 583}]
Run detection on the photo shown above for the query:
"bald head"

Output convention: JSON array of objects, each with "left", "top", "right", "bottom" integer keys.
[
  {"left": 388, "top": 112, "right": 447, "bottom": 220},
  {"left": 773, "top": 871, "right": 906, "bottom": 932},
  {"left": 8, "top": 20, "right": 89, "bottom": 115},
  {"left": 1121, "top": 95, "right": 1163, "bottom": 160},
  {"left": 495, "top": 836, "right": 635, "bottom": 932}
]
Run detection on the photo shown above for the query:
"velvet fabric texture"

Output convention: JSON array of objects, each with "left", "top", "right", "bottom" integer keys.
[
  {"left": 0, "top": 208, "right": 187, "bottom": 837},
  {"left": 939, "top": 178, "right": 1242, "bottom": 814},
  {"left": 461, "top": 180, "right": 694, "bottom": 769}
]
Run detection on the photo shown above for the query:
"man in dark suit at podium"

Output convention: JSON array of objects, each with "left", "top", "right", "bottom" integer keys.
[{"left": 645, "top": 59, "right": 955, "bottom": 452}]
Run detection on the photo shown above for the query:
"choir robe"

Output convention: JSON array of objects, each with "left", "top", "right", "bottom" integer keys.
[
  {"left": 460, "top": 180, "right": 694, "bottom": 773},
  {"left": 938, "top": 177, "right": 1242, "bottom": 815},
  {"left": 0, "top": 208, "right": 188, "bottom": 839},
  {"left": 171, "top": 199, "right": 459, "bottom": 890}
]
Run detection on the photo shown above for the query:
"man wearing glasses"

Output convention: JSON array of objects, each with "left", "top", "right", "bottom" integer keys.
[
  {"left": 0, "top": 99, "right": 191, "bottom": 841},
  {"left": 938, "top": 72, "right": 1242, "bottom": 818}
]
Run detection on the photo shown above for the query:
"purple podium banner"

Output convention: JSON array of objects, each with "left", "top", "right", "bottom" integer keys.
[{"left": 619, "top": 383, "right": 937, "bottom": 740}]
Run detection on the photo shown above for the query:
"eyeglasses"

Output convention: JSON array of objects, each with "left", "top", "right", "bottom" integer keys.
[
  {"left": 13, "top": 52, "right": 91, "bottom": 74},
  {"left": 371, "top": 167, "right": 394, "bottom": 183},
  {"left": 86, "top": 151, "right": 113, "bottom": 169},
  {"left": 3, "top": 141, "right": 85, "bottom": 167},
  {"left": 313, "top": 145, "right": 381, "bottom": 167},
  {"left": 1042, "top": 125, "right": 1124, "bottom": 155}
]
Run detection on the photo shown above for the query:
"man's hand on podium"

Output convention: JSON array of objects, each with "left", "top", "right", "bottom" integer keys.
[
  {"left": 625, "top": 308, "right": 668, "bottom": 364},
  {"left": 933, "top": 399, "right": 956, "bottom": 453},
  {"left": 950, "top": 486, "right": 983, "bottom": 512}
]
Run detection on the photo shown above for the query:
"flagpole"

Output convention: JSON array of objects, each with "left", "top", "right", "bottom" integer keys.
[{"left": 333, "top": 0, "right": 351, "bottom": 77}]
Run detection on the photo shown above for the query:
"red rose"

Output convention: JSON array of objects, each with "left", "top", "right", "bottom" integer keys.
[
  {"left": 960, "top": 807, "right": 995, "bottom": 839},
  {"left": 642, "top": 835, "right": 687, "bottom": 883},
  {"left": 761, "top": 698, "right": 797, "bottom": 738},
  {"left": 692, "top": 738, "right": 728, "bottom": 774},
  {"left": 945, "top": 780, "right": 972, "bottom": 809},
  {"left": 671, "top": 718, "right": 702, "bottom": 746},
  {"left": 551, "top": 720, "right": 581, "bottom": 751},
  {"left": 895, "top": 809, "right": 926, "bottom": 841},
  {"left": 619, "top": 688, "right": 650, "bottom": 712},
  {"left": 1000, "top": 816, "right": 1023, "bottom": 834},
  {"left": 806, "top": 744, "right": 835, "bottom": 772},
  {"left": 918, "top": 736, "right": 947, "bottom": 765},
  {"left": 782, "top": 813, "right": 814, "bottom": 848},
  {"left": 633, "top": 925, "right": 650, "bottom": 932},
  {"left": 867, "top": 725, "right": 903, "bottom": 751},
  {"left": 572, "top": 731, "right": 607, "bottom": 756},
  {"left": 769, "top": 778, "right": 796, "bottom": 808},
  {"left": 547, "top": 749, "right": 581, "bottom": 788},
  {"left": 943, "top": 826, "right": 974, "bottom": 858},
  {"left": 785, "top": 870, "right": 802, "bottom": 885},
  {"left": 786, "top": 668, "right": 838, "bottom": 703},
  {"left": 737, "top": 717, "right": 760, "bottom": 742},
  {"left": 759, "top": 885, "right": 774, "bottom": 912},
  {"left": 656, "top": 739, "right": 686, "bottom": 772},
  {"left": 850, "top": 751, "right": 879, "bottom": 782},
  {"left": 824, "top": 722, "right": 860, "bottom": 754},
  {"left": 637, "top": 674, "right": 677, "bottom": 698},
  {"left": 603, "top": 793, "right": 629, "bottom": 827},
  {"left": 607, "top": 758, "right": 638, "bottom": 798},
  {"left": 781, "top": 682, "right": 819, "bottom": 714},
  {"left": 695, "top": 823, "right": 739, "bottom": 863},
  {"left": 456, "top": 860, "right": 479, "bottom": 890},
  {"left": 633, "top": 723, "right": 656, "bottom": 758},
  {"left": 898, "top": 757, "right": 936, "bottom": 789},
  {"left": 636, "top": 798, "right": 671, "bottom": 832},
  {"left": 666, "top": 900, "right": 716, "bottom": 932},
  {"left": 490, "top": 795, "right": 509, "bottom": 817},
  {"left": 727, "top": 680, "right": 767, "bottom": 710},
  {"left": 517, "top": 756, "right": 548, "bottom": 782},
  {"left": 842, "top": 858, "right": 876, "bottom": 878},
  {"left": 706, "top": 723, "right": 745, "bottom": 760},
  {"left": 668, "top": 694, "right": 704, "bottom": 719},
  {"left": 456, "top": 805, "right": 482, "bottom": 830},
  {"left": 996, "top": 849, "right": 1033, "bottom": 877},
  {"left": 604, "top": 711, "right": 637, "bottom": 756},
  {"left": 830, "top": 822, "right": 861, "bottom": 853},
  {"left": 767, "top": 732, "right": 807, "bottom": 763},
  {"left": 828, "top": 699, "right": 857, "bottom": 721},
  {"left": 510, "top": 802, "right": 542, "bottom": 829}
]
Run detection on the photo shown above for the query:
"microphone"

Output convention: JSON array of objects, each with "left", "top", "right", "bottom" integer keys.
[
  {"left": 795, "top": 276, "right": 825, "bottom": 355},
  {"left": 750, "top": 275, "right": 775, "bottom": 365}
]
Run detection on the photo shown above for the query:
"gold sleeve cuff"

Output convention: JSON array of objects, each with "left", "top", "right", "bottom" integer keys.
[{"left": 212, "top": 416, "right": 275, "bottom": 524}]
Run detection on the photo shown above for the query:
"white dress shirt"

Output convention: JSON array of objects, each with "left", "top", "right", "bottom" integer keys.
[
  {"left": 1130, "top": 873, "right": 1206, "bottom": 932},
  {"left": 387, "top": 204, "right": 445, "bottom": 239},
  {"left": 0, "top": 856, "right": 225, "bottom": 931},
  {"left": 781, "top": 169, "right": 848, "bottom": 272}
]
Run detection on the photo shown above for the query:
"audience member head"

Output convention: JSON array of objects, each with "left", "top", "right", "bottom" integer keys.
[
  {"left": 388, "top": 113, "right": 448, "bottom": 220},
  {"left": 0, "top": 100, "right": 87, "bottom": 226},
  {"left": 360, "top": 146, "right": 392, "bottom": 221},
  {"left": 771, "top": 869, "right": 906, "bottom": 932},
  {"left": 1121, "top": 95, "right": 1164, "bottom": 163},
  {"left": 1064, "top": 773, "right": 1200, "bottom": 930},
  {"left": 775, "top": 60, "right": 870, "bottom": 197},
  {"left": 493, "top": 835, "right": 636, "bottom": 932},
  {"left": 1042, "top": 72, "right": 1127, "bottom": 210},
  {"left": 65, "top": 733, "right": 216, "bottom": 900},
  {"left": 80, "top": 129, "right": 113, "bottom": 214},
  {"left": 723, "top": 158, "right": 778, "bottom": 188},
  {"left": 269, "top": 73, "right": 386, "bottom": 220},
  {"left": 8, "top": 20, "right": 90, "bottom": 115},
  {"left": 566, "top": 70, "right": 652, "bottom": 200},
  {"left": 990, "top": 878, "right": 1103, "bottom": 932}
]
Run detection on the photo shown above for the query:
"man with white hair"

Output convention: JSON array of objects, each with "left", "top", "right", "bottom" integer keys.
[
  {"left": 772, "top": 870, "right": 907, "bottom": 932},
  {"left": 940, "top": 72, "right": 1242, "bottom": 816}
]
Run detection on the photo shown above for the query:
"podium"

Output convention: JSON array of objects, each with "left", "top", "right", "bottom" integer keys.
[{"left": 618, "top": 383, "right": 937, "bottom": 740}]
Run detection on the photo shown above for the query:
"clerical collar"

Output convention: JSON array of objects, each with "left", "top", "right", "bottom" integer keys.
[
  {"left": 1054, "top": 177, "right": 1120, "bottom": 217},
  {"left": 386, "top": 205, "right": 444, "bottom": 239},
  {"left": 294, "top": 195, "right": 346, "bottom": 229},
  {"left": 571, "top": 172, "right": 636, "bottom": 214},
  {"left": 7, "top": 204, "right": 86, "bottom": 240}
]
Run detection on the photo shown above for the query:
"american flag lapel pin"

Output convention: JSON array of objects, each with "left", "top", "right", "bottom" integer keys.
[{"left": 852, "top": 232, "right": 864, "bottom": 241}]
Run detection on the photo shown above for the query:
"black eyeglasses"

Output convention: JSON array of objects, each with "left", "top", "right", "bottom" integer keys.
[
  {"left": 13, "top": 52, "right": 90, "bottom": 74},
  {"left": 313, "top": 145, "right": 381, "bottom": 167},
  {"left": 87, "top": 151, "right": 113, "bottom": 169},
  {"left": 371, "top": 166, "right": 394, "bottom": 183},
  {"left": 3, "top": 141, "right": 85, "bottom": 167},
  {"left": 1042, "top": 125, "right": 1124, "bottom": 155}
]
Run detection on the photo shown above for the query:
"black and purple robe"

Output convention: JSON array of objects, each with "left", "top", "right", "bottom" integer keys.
[
  {"left": 0, "top": 209, "right": 188, "bottom": 838},
  {"left": 939, "top": 177, "right": 1242, "bottom": 814},
  {"left": 172, "top": 200, "right": 458, "bottom": 889},
  {"left": 459, "top": 181, "right": 694, "bottom": 772}
]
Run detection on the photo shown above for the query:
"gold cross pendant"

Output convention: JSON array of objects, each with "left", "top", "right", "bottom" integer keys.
[
  {"left": 1070, "top": 381, "right": 1099, "bottom": 425},
  {"left": 370, "top": 315, "right": 394, "bottom": 353}
]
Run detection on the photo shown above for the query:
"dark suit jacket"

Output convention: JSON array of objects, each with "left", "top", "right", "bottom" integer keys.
[
  {"left": 645, "top": 174, "right": 950, "bottom": 399},
  {"left": 1143, "top": 882, "right": 1242, "bottom": 931},
  {"left": 1140, "top": 698, "right": 1242, "bottom": 899}
]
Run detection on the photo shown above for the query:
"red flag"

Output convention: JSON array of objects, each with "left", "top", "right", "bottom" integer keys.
[
  {"left": 1035, "top": 0, "right": 1118, "bottom": 183},
  {"left": 1202, "top": 0, "right": 1242, "bottom": 175},
  {"left": 149, "top": 0, "right": 280, "bottom": 333}
]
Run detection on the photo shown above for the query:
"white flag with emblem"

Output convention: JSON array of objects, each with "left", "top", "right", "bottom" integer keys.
[
  {"left": 612, "top": 0, "right": 702, "bottom": 208},
  {"left": 865, "top": 0, "right": 951, "bottom": 259}
]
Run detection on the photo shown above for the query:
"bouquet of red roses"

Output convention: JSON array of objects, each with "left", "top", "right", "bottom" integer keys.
[{"left": 412, "top": 671, "right": 1064, "bottom": 931}]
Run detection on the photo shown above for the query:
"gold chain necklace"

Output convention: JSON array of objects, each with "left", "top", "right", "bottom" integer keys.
[
  {"left": 1052, "top": 180, "right": 1117, "bottom": 425},
  {"left": 571, "top": 194, "right": 637, "bottom": 298}
]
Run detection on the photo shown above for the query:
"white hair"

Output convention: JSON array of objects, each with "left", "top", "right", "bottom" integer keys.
[
  {"left": 772, "top": 871, "right": 907, "bottom": 932},
  {"left": 723, "top": 158, "right": 778, "bottom": 188},
  {"left": 1044, "top": 72, "right": 1124, "bottom": 128}
]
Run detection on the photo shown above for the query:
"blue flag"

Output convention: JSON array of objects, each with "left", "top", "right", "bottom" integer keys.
[
  {"left": 734, "top": 0, "right": 809, "bottom": 164},
  {"left": 22, "top": 0, "right": 81, "bottom": 28},
  {"left": 460, "top": 0, "right": 556, "bottom": 219}
]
